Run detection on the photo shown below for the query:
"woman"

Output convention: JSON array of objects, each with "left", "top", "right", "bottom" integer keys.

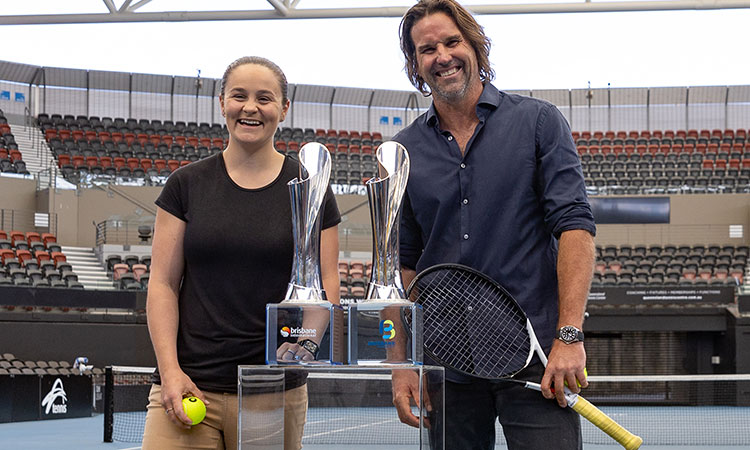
[{"left": 142, "top": 56, "right": 341, "bottom": 450}]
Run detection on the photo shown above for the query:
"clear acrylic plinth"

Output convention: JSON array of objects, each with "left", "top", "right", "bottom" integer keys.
[
  {"left": 238, "top": 364, "right": 444, "bottom": 449},
  {"left": 266, "top": 302, "right": 344, "bottom": 365},
  {"left": 347, "top": 301, "right": 423, "bottom": 365}
]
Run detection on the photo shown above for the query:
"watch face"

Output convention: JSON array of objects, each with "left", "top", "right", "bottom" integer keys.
[
  {"left": 560, "top": 326, "right": 578, "bottom": 342},
  {"left": 301, "top": 340, "right": 318, "bottom": 355}
]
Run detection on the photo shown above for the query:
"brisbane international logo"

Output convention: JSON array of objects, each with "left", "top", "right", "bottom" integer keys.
[{"left": 280, "top": 326, "right": 316, "bottom": 338}]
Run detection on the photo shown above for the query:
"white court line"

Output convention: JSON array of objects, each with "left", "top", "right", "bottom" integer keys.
[
  {"left": 306, "top": 417, "right": 348, "bottom": 425},
  {"left": 304, "top": 418, "right": 402, "bottom": 439}
]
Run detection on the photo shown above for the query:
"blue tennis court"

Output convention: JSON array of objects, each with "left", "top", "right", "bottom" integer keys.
[{"left": 2, "top": 404, "right": 748, "bottom": 449}]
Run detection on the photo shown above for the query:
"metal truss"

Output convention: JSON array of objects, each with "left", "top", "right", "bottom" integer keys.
[{"left": 0, "top": 0, "right": 749, "bottom": 25}]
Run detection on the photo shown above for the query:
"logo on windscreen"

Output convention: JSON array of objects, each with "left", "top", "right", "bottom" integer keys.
[{"left": 41, "top": 378, "right": 68, "bottom": 415}]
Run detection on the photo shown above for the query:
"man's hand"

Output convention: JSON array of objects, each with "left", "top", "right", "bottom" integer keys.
[
  {"left": 276, "top": 342, "right": 315, "bottom": 362},
  {"left": 391, "top": 368, "right": 432, "bottom": 428},
  {"left": 540, "top": 340, "right": 588, "bottom": 407}
]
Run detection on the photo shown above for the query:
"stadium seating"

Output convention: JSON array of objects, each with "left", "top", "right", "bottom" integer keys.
[
  {"left": 0, "top": 111, "right": 26, "bottom": 175},
  {"left": 39, "top": 111, "right": 749, "bottom": 192},
  {"left": 39, "top": 115, "right": 228, "bottom": 183},
  {"left": 104, "top": 254, "right": 151, "bottom": 290},
  {"left": 0, "top": 231, "right": 80, "bottom": 289},
  {"left": 0, "top": 352, "right": 103, "bottom": 376},
  {"left": 591, "top": 243, "right": 747, "bottom": 287},
  {"left": 337, "top": 260, "right": 373, "bottom": 299}
]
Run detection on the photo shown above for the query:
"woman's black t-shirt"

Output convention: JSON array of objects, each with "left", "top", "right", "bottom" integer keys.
[{"left": 153, "top": 152, "right": 341, "bottom": 392}]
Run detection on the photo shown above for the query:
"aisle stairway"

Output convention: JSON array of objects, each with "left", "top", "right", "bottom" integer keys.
[
  {"left": 60, "top": 246, "right": 116, "bottom": 290},
  {"left": 7, "top": 122, "right": 57, "bottom": 188}
]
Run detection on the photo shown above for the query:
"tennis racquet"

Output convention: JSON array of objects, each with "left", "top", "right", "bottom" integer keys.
[{"left": 405, "top": 263, "right": 643, "bottom": 450}]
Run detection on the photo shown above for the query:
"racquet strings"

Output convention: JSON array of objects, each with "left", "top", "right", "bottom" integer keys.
[{"left": 409, "top": 266, "right": 531, "bottom": 379}]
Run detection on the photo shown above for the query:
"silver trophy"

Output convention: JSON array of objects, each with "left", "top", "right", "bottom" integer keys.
[
  {"left": 286, "top": 143, "right": 331, "bottom": 302},
  {"left": 266, "top": 143, "right": 344, "bottom": 364},
  {"left": 348, "top": 141, "right": 423, "bottom": 364},
  {"left": 365, "top": 141, "right": 410, "bottom": 301}
]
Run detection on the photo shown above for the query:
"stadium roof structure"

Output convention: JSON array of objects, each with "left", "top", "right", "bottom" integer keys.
[{"left": 0, "top": 0, "right": 749, "bottom": 25}]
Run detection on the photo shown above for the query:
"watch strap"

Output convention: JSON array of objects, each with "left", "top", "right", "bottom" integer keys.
[{"left": 298, "top": 339, "right": 319, "bottom": 358}]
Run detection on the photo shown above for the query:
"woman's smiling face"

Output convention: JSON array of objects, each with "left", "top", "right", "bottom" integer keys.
[{"left": 221, "top": 63, "right": 289, "bottom": 149}]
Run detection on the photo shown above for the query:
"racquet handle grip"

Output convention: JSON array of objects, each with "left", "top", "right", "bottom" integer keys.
[{"left": 570, "top": 395, "right": 643, "bottom": 450}]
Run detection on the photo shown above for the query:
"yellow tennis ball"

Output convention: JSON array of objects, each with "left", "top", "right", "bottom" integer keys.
[
  {"left": 564, "top": 368, "right": 588, "bottom": 388},
  {"left": 182, "top": 396, "right": 206, "bottom": 425}
]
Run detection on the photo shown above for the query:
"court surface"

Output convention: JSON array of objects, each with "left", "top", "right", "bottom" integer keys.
[{"left": 1, "top": 405, "right": 748, "bottom": 450}]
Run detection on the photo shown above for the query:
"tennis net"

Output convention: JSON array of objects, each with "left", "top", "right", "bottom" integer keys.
[{"left": 103, "top": 365, "right": 154, "bottom": 443}]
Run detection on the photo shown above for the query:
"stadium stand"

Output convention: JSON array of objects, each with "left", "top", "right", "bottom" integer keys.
[
  {"left": 2, "top": 61, "right": 750, "bottom": 393},
  {"left": 0, "top": 110, "right": 28, "bottom": 175},
  {"left": 0, "top": 231, "right": 83, "bottom": 288}
]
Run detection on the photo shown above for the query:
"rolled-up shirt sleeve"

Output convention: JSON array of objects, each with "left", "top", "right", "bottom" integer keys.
[
  {"left": 536, "top": 103, "right": 597, "bottom": 239},
  {"left": 399, "top": 191, "right": 421, "bottom": 271}
]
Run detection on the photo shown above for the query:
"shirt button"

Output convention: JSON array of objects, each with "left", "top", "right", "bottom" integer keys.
[
  {"left": 462, "top": 198, "right": 469, "bottom": 205},
  {"left": 460, "top": 163, "right": 466, "bottom": 169},
  {"left": 448, "top": 136, "right": 453, "bottom": 141},
  {"left": 463, "top": 234, "right": 469, "bottom": 240}
]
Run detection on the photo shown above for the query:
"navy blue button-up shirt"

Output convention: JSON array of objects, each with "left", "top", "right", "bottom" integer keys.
[{"left": 394, "top": 84, "right": 595, "bottom": 373}]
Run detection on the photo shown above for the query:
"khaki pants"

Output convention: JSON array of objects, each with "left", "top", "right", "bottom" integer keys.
[{"left": 142, "top": 383, "right": 308, "bottom": 450}]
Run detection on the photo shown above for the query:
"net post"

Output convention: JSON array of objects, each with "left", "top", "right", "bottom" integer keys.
[{"left": 103, "top": 365, "right": 114, "bottom": 442}]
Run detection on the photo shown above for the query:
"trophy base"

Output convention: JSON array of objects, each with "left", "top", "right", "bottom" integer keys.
[
  {"left": 238, "top": 364, "right": 444, "bottom": 450},
  {"left": 347, "top": 301, "right": 423, "bottom": 365},
  {"left": 266, "top": 302, "right": 344, "bottom": 365}
]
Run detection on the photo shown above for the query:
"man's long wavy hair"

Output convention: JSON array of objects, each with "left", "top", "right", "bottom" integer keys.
[{"left": 400, "top": 0, "right": 494, "bottom": 96}]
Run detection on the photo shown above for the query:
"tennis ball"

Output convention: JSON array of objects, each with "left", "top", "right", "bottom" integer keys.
[
  {"left": 557, "top": 368, "right": 588, "bottom": 391},
  {"left": 182, "top": 396, "right": 206, "bottom": 425},
  {"left": 565, "top": 367, "right": 588, "bottom": 388}
]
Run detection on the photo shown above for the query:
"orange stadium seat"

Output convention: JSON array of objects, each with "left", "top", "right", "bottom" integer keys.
[
  {"left": 57, "top": 154, "right": 71, "bottom": 168},
  {"left": 50, "top": 252, "right": 67, "bottom": 266},
  {"left": 16, "top": 250, "right": 31, "bottom": 266},
  {"left": 35, "top": 250, "right": 50, "bottom": 264}
]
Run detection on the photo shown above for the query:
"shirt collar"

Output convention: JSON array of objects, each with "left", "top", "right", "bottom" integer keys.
[{"left": 425, "top": 83, "right": 503, "bottom": 127}]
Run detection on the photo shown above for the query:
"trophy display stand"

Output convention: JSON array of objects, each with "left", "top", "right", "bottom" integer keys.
[
  {"left": 254, "top": 143, "right": 435, "bottom": 449},
  {"left": 238, "top": 364, "right": 444, "bottom": 450},
  {"left": 266, "top": 301, "right": 344, "bottom": 364},
  {"left": 347, "top": 142, "right": 420, "bottom": 365},
  {"left": 347, "top": 300, "right": 422, "bottom": 365}
]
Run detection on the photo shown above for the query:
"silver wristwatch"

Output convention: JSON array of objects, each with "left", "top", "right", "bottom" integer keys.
[{"left": 556, "top": 325, "right": 584, "bottom": 344}]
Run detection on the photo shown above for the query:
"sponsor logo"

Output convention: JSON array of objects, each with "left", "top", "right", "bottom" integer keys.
[
  {"left": 280, "top": 326, "right": 316, "bottom": 338},
  {"left": 367, "top": 320, "right": 397, "bottom": 348},
  {"left": 380, "top": 320, "right": 396, "bottom": 340},
  {"left": 41, "top": 378, "right": 68, "bottom": 415}
]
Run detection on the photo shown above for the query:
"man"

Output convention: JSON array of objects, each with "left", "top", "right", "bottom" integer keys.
[{"left": 391, "top": 1, "right": 597, "bottom": 449}]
